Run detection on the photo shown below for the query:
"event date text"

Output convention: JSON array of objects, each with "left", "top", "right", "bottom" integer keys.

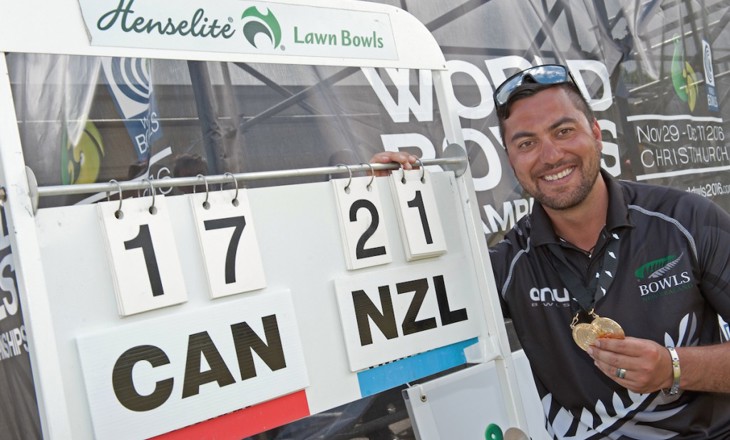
[{"left": 636, "top": 123, "right": 725, "bottom": 144}]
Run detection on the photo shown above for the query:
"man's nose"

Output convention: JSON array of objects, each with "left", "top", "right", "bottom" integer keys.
[{"left": 539, "top": 138, "right": 564, "bottom": 163}]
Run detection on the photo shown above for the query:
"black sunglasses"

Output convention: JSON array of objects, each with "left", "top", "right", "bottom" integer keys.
[{"left": 493, "top": 64, "right": 578, "bottom": 111}]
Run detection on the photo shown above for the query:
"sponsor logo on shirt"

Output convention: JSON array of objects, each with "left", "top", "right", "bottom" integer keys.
[
  {"left": 529, "top": 287, "right": 571, "bottom": 307},
  {"left": 634, "top": 253, "right": 692, "bottom": 301}
]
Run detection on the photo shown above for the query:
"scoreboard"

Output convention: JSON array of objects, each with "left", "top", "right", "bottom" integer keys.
[{"left": 34, "top": 165, "right": 502, "bottom": 438}]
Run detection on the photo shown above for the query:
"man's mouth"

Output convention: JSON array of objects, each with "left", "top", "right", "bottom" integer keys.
[{"left": 542, "top": 167, "right": 574, "bottom": 182}]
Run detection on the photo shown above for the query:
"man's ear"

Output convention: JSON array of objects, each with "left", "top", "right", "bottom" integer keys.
[{"left": 591, "top": 118, "right": 602, "bottom": 143}]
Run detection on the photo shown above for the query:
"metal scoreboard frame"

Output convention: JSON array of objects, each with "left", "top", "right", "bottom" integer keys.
[{"left": 0, "top": 0, "right": 530, "bottom": 438}]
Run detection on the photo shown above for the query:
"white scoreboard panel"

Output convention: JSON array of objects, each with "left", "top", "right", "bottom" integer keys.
[{"left": 33, "top": 170, "right": 499, "bottom": 439}]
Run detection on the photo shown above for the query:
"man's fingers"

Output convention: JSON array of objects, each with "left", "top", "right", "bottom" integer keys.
[
  {"left": 588, "top": 337, "right": 671, "bottom": 393},
  {"left": 369, "top": 152, "right": 419, "bottom": 175}
]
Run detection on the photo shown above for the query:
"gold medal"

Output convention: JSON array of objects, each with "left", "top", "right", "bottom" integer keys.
[
  {"left": 592, "top": 315, "right": 625, "bottom": 339},
  {"left": 570, "top": 310, "right": 625, "bottom": 351},
  {"left": 571, "top": 322, "right": 599, "bottom": 351}
]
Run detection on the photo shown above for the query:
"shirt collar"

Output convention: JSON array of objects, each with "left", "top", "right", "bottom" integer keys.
[{"left": 529, "top": 169, "right": 632, "bottom": 247}]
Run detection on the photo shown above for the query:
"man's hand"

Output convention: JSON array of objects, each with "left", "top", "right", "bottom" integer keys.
[
  {"left": 587, "top": 337, "right": 673, "bottom": 394},
  {"left": 369, "top": 151, "right": 419, "bottom": 176}
]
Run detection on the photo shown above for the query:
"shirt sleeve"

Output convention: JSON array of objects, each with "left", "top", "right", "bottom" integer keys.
[
  {"left": 489, "top": 243, "right": 511, "bottom": 319},
  {"left": 693, "top": 196, "right": 730, "bottom": 322}
]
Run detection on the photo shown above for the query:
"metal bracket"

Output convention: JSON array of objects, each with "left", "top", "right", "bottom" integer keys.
[
  {"left": 26, "top": 166, "right": 39, "bottom": 215},
  {"left": 441, "top": 143, "right": 468, "bottom": 177}
]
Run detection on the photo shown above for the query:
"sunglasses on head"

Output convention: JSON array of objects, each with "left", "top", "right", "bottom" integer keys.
[{"left": 493, "top": 64, "right": 578, "bottom": 112}]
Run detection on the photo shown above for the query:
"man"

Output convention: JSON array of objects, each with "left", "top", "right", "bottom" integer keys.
[
  {"left": 172, "top": 152, "right": 208, "bottom": 194},
  {"left": 372, "top": 64, "right": 730, "bottom": 438}
]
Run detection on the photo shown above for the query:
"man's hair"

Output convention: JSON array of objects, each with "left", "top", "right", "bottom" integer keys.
[
  {"left": 173, "top": 153, "right": 208, "bottom": 177},
  {"left": 497, "top": 82, "right": 594, "bottom": 148}
]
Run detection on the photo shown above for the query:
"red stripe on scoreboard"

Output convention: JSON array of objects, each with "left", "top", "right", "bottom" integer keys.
[{"left": 151, "top": 390, "right": 310, "bottom": 439}]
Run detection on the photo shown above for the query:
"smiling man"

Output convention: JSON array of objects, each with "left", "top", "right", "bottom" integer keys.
[
  {"left": 372, "top": 64, "right": 730, "bottom": 439},
  {"left": 498, "top": 85, "right": 607, "bottom": 254}
]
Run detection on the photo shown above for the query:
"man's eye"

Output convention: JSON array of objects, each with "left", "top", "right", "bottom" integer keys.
[{"left": 558, "top": 127, "right": 573, "bottom": 136}]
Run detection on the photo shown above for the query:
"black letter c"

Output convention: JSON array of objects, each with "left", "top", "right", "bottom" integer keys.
[{"left": 112, "top": 345, "right": 173, "bottom": 412}]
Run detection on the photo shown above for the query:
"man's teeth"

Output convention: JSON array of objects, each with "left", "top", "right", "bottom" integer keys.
[{"left": 543, "top": 168, "right": 573, "bottom": 181}]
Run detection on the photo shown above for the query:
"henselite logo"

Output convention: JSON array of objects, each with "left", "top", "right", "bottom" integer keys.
[
  {"left": 240, "top": 5, "right": 384, "bottom": 49},
  {"left": 241, "top": 6, "right": 281, "bottom": 49},
  {"left": 634, "top": 253, "right": 692, "bottom": 300},
  {"left": 96, "top": 0, "right": 236, "bottom": 39},
  {"left": 94, "top": 1, "right": 385, "bottom": 51}
]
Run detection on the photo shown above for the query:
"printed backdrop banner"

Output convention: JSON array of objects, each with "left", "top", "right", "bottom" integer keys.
[
  {"left": 0, "top": 206, "right": 41, "bottom": 439},
  {"left": 373, "top": 0, "right": 730, "bottom": 247},
  {"left": 101, "top": 57, "right": 162, "bottom": 163},
  {"left": 12, "top": 0, "right": 728, "bottom": 245}
]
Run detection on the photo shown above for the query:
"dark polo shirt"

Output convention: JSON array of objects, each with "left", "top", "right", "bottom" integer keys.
[{"left": 490, "top": 170, "right": 730, "bottom": 439}]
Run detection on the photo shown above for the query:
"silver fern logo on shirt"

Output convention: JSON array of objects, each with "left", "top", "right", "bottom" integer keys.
[{"left": 634, "top": 253, "right": 691, "bottom": 298}]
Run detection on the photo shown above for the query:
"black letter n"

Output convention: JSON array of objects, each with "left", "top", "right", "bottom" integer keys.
[
  {"left": 231, "top": 314, "right": 287, "bottom": 381},
  {"left": 352, "top": 286, "right": 398, "bottom": 346}
]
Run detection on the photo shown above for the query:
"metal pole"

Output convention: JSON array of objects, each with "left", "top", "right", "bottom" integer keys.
[{"left": 33, "top": 154, "right": 467, "bottom": 199}]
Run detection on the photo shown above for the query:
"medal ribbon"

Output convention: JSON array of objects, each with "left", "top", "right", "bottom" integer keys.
[{"left": 547, "top": 232, "right": 621, "bottom": 314}]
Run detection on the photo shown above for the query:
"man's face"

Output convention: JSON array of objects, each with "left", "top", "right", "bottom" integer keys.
[{"left": 502, "top": 87, "right": 602, "bottom": 211}]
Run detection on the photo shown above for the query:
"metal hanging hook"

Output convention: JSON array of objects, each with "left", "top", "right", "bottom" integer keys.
[
  {"left": 196, "top": 174, "right": 210, "bottom": 209},
  {"left": 337, "top": 164, "right": 353, "bottom": 193},
  {"left": 143, "top": 179, "right": 156, "bottom": 214},
  {"left": 108, "top": 179, "right": 124, "bottom": 218},
  {"left": 414, "top": 158, "right": 426, "bottom": 182},
  {"left": 361, "top": 162, "right": 375, "bottom": 191},
  {"left": 224, "top": 172, "right": 239, "bottom": 205}
]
